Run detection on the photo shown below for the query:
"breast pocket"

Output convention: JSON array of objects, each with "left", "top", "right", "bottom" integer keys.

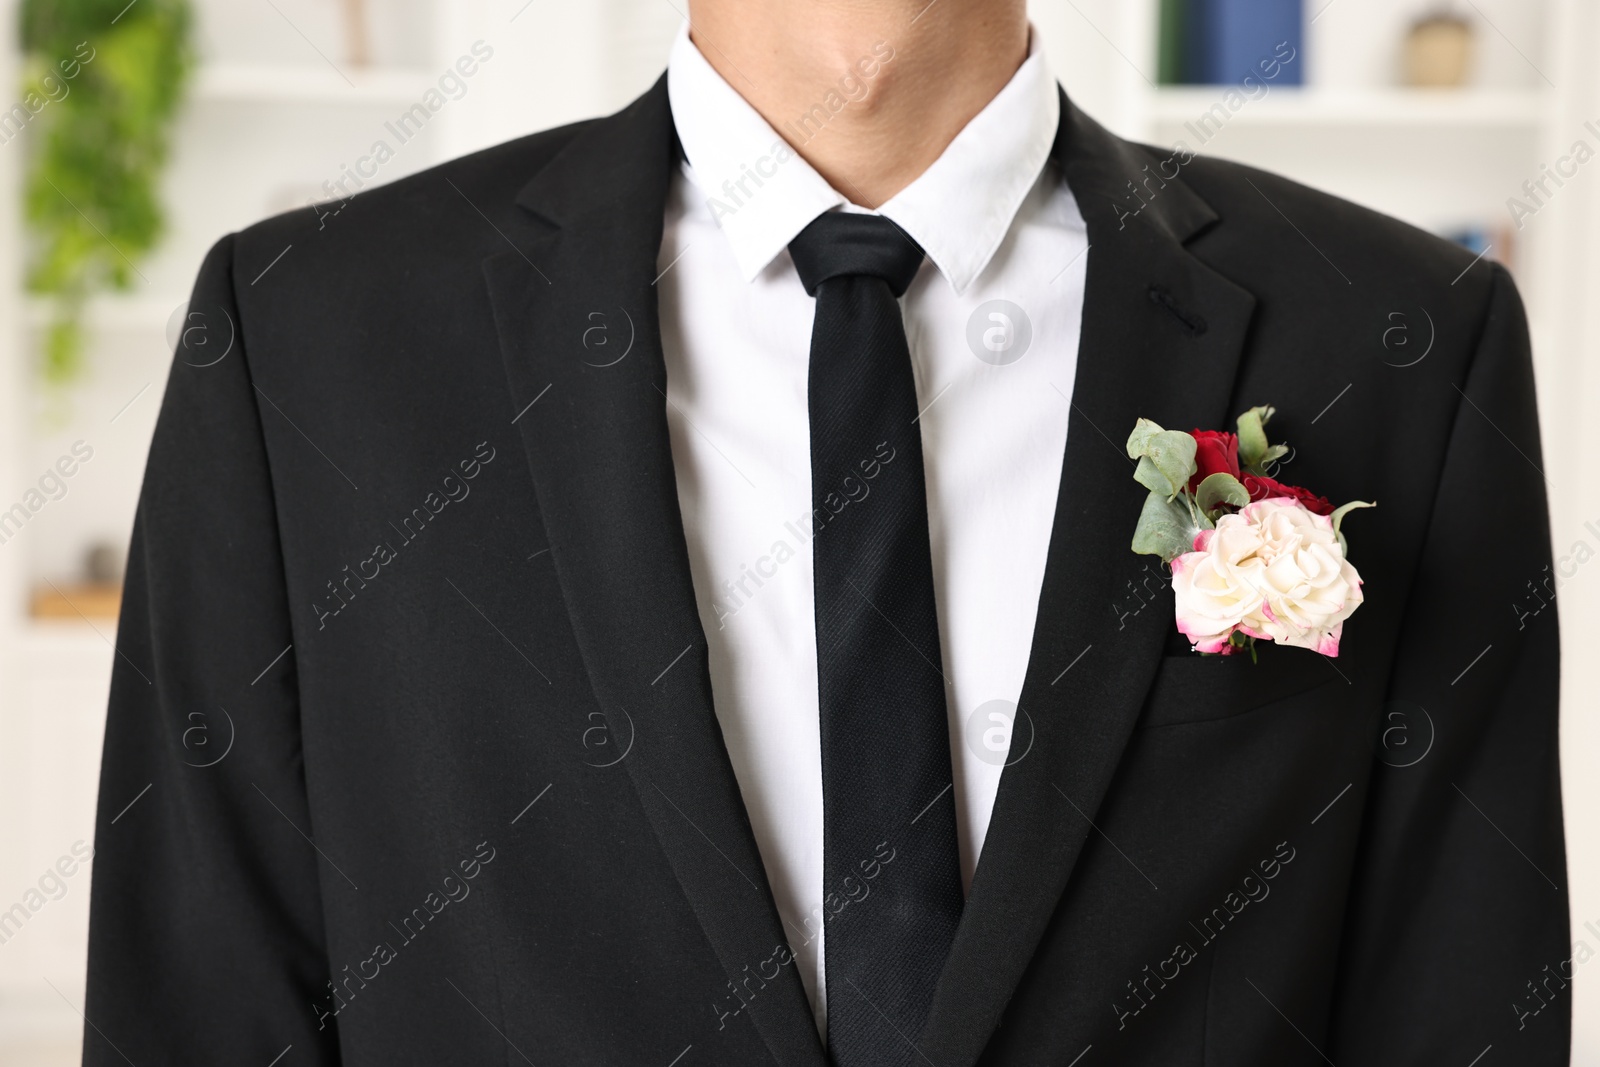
[{"left": 1138, "top": 642, "right": 1342, "bottom": 728}]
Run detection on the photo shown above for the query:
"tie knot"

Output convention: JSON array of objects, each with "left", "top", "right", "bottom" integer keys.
[{"left": 788, "top": 212, "right": 926, "bottom": 298}]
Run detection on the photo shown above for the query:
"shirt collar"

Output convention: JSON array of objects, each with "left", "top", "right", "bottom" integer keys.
[{"left": 667, "top": 25, "right": 1060, "bottom": 295}]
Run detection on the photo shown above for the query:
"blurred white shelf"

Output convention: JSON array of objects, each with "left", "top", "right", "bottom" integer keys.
[
  {"left": 24, "top": 295, "right": 184, "bottom": 333},
  {"left": 20, "top": 619, "right": 118, "bottom": 660},
  {"left": 193, "top": 61, "right": 438, "bottom": 106},
  {"left": 1147, "top": 87, "right": 1550, "bottom": 130}
]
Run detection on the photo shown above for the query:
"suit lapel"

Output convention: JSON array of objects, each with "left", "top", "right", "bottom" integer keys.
[
  {"left": 482, "top": 77, "right": 829, "bottom": 1067},
  {"left": 920, "top": 98, "right": 1257, "bottom": 1065}
]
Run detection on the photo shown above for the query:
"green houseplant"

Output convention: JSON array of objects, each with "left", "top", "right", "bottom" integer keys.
[{"left": 19, "top": 0, "right": 194, "bottom": 384}]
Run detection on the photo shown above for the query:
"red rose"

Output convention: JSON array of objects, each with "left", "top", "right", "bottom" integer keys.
[
  {"left": 1242, "top": 474, "right": 1334, "bottom": 516},
  {"left": 1188, "top": 430, "right": 1240, "bottom": 494}
]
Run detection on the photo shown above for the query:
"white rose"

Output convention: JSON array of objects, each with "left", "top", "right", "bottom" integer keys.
[
  {"left": 1172, "top": 497, "right": 1364, "bottom": 656},
  {"left": 1170, "top": 513, "right": 1271, "bottom": 654}
]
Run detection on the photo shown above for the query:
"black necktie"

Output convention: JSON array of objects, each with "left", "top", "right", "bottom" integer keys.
[{"left": 788, "top": 212, "right": 963, "bottom": 1065}]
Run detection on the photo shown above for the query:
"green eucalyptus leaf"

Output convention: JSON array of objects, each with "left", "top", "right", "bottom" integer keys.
[
  {"left": 1131, "top": 457, "right": 1167, "bottom": 497},
  {"left": 1131, "top": 489, "right": 1204, "bottom": 562},
  {"left": 1130, "top": 430, "right": 1198, "bottom": 499},
  {"left": 1196, "top": 472, "right": 1249, "bottom": 514},
  {"left": 1125, "top": 417, "right": 1166, "bottom": 460},
  {"left": 1236, "top": 404, "right": 1276, "bottom": 470},
  {"left": 1330, "top": 499, "right": 1376, "bottom": 553}
]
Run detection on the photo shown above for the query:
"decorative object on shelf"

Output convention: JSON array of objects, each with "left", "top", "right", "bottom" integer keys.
[
  {"left": 85, "top": 538, "right": 124, "bottom": 586},
  {"left": 342, "top": 0, "right": 371, "bottom": 68},
  {"left": 19, "top": 0, "right": 194, "bottom": 384},
  {"left": 29, "top": 540, "right": 125, "bottom": 620},
  {"left": 1159, "top": 0, "right": 1303, "bottom": 87},
  {"left": 1403, "top": 8, "right": 1474, "bottom": 88}
]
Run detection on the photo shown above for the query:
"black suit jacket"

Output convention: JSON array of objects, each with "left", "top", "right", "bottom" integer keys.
[{"left": 85, "top": 79, "right": 1568, "bottom": 1066}]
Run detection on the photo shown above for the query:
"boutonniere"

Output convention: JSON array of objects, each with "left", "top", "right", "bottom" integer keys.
[{"left": 1125, "top": 406, "right": 1373, "bottom": 658}]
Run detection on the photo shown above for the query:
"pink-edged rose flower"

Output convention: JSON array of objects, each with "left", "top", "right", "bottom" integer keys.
[
  {"left": 1188, "top": 430, "right": 1241, "bottom": 494},
  {"left": 1172, "top": 498, "right": 1364, "bottom": 656},
  {"left": 1242, "top": 474, "right": 1334, "bottom": 516},
  {"left": 1169, "top": 517, "right": 1272, "bottom": 654}
]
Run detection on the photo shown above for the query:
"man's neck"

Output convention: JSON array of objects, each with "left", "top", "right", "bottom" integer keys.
[{"left": 686, "top": 0, "right": 1030, "bottom": 207}]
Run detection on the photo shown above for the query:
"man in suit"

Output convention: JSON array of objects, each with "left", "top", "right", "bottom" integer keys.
[{"left": 85, "top": 0, "right": 1568, "bottom": 1064}]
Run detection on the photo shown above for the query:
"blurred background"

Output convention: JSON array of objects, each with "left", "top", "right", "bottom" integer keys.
[{"left": 0, "top": 0, "right": 1596, "bottom": 1062}]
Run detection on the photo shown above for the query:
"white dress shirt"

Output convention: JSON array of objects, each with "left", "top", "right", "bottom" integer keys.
[{"left": 659, "top": 25, "right": 1087, "bottom": 1035}]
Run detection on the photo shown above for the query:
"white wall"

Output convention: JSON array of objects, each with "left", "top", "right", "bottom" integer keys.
[{"left": 1543, "top": 0, "right": 1600, "bottom": 1056}]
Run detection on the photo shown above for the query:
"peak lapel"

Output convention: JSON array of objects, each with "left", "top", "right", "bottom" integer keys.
[
  {"left": 482, "top": 77, "right": 828, "bottom": 1067},
  {"left": 921, "top": 98, "right": 1257, "bottom": 1065}
]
